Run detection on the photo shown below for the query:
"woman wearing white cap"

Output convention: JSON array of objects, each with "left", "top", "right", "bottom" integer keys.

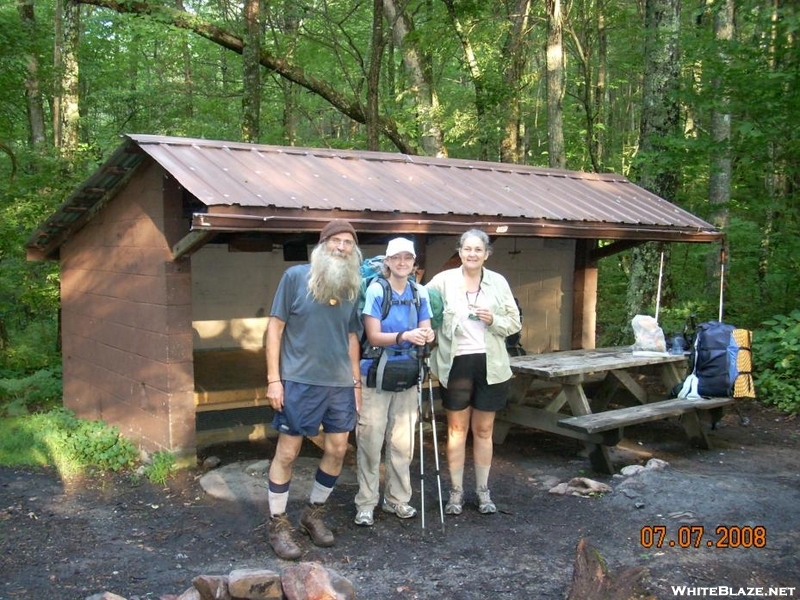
[
  {"left": 425, "top": 229, "right": 521, "bottom": 515},
  {"left": 354, "top": 237, "right": 435, "bottom": 527}
]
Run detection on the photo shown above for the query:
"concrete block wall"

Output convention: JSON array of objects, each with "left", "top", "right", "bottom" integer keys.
[
  {"left": 60, "top": 162, "right": 195, "bottom": 454},
  {"left": 422, "top": 234, "right": 575, "bottom": 354}
]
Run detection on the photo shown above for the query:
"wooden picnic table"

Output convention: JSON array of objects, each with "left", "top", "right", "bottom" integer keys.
[{"left": 495, "top": 346, "right": 736, "bottom": 474}]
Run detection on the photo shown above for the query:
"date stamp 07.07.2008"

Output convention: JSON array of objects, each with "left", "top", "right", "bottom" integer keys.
[{"left": 639, "top": 524, "right": 767, "bottom": 549}]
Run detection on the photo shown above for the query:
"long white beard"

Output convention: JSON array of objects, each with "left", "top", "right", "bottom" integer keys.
[{"left": 308, "top": 243, "right": 363, "bottom": 304}]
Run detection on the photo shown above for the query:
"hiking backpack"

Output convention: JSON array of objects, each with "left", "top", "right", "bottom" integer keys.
[
  {"left": 358, "top": 255, "right": 421, "bottom": 357},
  {"left": 678, "top": 321, "right": 755, "bottom": 399},
  {"left": 358, "top": 255, "right": 421, "bottom": 323},
  {"left": 505, "top": 297, "right": 526, "bottom": 356}
]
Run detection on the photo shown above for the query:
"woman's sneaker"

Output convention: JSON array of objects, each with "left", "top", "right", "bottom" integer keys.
[
  {"left": 476, "top": 487, "right": 497, "bottom": 514},
  {"left": 354, "top": 509, "right": 374, "bottom": 527},
  {"left": 444, "top": 487, "right": 463, "bottom": 515},
  {"left": 381, "top": 499, "right": 417, "bottom": 519}
]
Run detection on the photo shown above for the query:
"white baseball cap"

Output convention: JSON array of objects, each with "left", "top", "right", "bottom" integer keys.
[{"left": 385, "top": 237, "right": 416, "bottom": 258}]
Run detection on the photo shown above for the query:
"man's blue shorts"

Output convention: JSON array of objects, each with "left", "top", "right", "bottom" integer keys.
[{"left": 272, "top": 381, "right": 357, "bottom": 436}]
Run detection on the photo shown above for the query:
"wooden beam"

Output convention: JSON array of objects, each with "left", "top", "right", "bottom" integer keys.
[{"left": 173, "top": 230, "right": 216, "bottom": 259}]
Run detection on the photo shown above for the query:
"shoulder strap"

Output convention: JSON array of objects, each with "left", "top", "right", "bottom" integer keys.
[{"left": 378, "top": 278, "right": 393, "bottom": 320}]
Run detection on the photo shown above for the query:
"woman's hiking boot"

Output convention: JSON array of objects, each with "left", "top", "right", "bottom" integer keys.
[
  {"left": 268, "top": 513, "right": 302, "bottom": 560},
  {"left": 444, "top": 487, "right": 463, "bottom": 515},
  {"left": 299, "top": 503, "right": 335, "bottom": 547},
  {"left": 476, "top": 487, "right": 497, "bottom": 514}
]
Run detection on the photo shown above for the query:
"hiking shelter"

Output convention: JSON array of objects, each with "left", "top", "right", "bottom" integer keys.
[{"left": 25, "top": 135, "right": 722, "bottom": 458}]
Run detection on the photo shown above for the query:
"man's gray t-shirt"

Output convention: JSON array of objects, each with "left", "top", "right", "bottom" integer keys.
[{"left": 270, "top": 264, "right": 360, "bottom": 386}]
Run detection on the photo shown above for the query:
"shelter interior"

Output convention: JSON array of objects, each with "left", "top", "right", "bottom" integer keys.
[{"left": 191, "top": 231, "right": 576, "bottom": 447}]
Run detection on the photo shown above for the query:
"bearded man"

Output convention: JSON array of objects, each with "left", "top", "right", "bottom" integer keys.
[{"left": 264, "top": 219, "right": 364, "bottom": 560}]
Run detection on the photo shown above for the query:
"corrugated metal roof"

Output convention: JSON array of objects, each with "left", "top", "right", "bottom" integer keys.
[{"left": 26, "top": 134, "right": 721, "bottom": 260}]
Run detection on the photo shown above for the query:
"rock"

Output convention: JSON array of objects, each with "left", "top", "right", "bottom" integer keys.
[
  {"left": 227, "top": 568, "right": 282, "bottom": 600},
  {"left": 192, "top": 574, "right": 231, "bottom": 600},
  {"left": 548, "top": 477, "right": 613, "bottom": 497},
  {"left": 81, "top": 558, "right": 357, "bottom": 600},
  {"left": 202, "top": 456, "right": 221, "bottom": 470},
  {"left": 620, "top": 464, "right": 646, "bottom": 476},
  {"left": 281, "top": 562, "right": 357, "bottom": 600},
  {"left": 645, "top": 458, "right": 669, "bottom": 470}
]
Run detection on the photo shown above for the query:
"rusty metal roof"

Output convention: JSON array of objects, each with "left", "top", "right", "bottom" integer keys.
[{"left": 26, "top": 134, "right": 722, "bottom": 260}]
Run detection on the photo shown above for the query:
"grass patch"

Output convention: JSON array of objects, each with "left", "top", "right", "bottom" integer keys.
[{"left": 0, "top": 408, "right": 138, "bottom": 479}]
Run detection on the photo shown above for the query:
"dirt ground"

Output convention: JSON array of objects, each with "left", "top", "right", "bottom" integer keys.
[{"left": 1, "top": 399, "right": 799, "bottom": 600}]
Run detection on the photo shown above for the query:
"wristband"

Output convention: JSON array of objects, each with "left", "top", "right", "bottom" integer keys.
[
  {"left": 396, "top": 331, "right": 406, "bottom": 344},
  {"left": 268, "top": 380, "right": 281, "bottom": 385}
]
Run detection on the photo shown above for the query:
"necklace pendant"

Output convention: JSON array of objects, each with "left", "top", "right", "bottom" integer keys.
[{"left": 329, "top": 298, "right": 338, "bottom": 306}]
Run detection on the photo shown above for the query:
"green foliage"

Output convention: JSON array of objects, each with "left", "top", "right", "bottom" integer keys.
[
  {"left": 45, "top": 408, "right": 138, "bottom": 474},
  {"left": 753, "top": 310, "right": 800, "bottom": 415},
  {"left": 142, "top": 450, "right": 177, "bottom": 486},
  {"left": 0, "top": 366, "right": 62, "bottom": 416},
  {"left": 0, "top": 408, "right": 138, "bottom": 477}
]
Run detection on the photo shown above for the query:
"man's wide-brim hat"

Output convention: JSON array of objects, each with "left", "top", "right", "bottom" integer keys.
[{"left": 319, "top": 219, "right": 358, "bottom": 244}]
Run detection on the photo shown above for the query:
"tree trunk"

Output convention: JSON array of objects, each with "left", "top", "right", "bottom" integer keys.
[
  {"left": 366, "top": 0, "right": 384, "bottom": 150},
  {"left": 382, "top": 0, "right": 446, "bottom": 157},
  {"left": 566, "top": 538, "right": 647, "bottom": 600},
  {"left": 627, "top": 0, "right": 681, "bottom": 319},
  {"left": 708, "top": 0, "right": 734, "bottom": 229},
  {"left": 56, "top": 0, "right": 81, "bottom": 156},
  {"left": 500, "top": 0, "right": 532, "bottom": 164},
  {"left": 18, "top": 0, "right": 47, "bottom": 148},
  {"left": 442, "top": 0, "right": 491, "bottom": 160},
  {"left": 242, "top": 0, "right": 262, "bottom": 143},
  {"left": 595, "top": 4, "right": 608, "bottom": 171},
  {"left": 546, "top": 0, "right": 566, "bottom": 169}
]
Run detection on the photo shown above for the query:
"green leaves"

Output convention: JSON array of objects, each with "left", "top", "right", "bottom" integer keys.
[{"left": 753, "top": 310, "right": 800, "bottom": 415}]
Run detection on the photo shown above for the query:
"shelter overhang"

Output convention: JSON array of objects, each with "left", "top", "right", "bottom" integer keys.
[{"left": 26, "top": 134, "right": 724, "bottom": 262}]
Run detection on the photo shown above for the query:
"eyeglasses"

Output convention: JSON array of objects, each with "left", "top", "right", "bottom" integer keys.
[
  {"left": 387, "top": 253, "right": 415, "bottom": 262},
  {"left": 327, "top": 237, "right": 355, "bottom": 248}
]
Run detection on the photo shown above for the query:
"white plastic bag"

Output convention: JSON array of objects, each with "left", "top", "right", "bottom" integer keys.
[
  {"left": 631, "top": 314, "right": 667, "bottom": 354},
  {"left": 677, "top": 373, "right": 702, "bottom": 399}
]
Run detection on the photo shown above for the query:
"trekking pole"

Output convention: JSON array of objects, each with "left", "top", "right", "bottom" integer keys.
[
  {"left": 718, "top": 246, "right": 726, "bottom": 322},
  {"left": 417, "top": 351, "right": 426, "bottom": 530},
  {"left": 423, "top": 344, "right": 445, "bottom": 531},
  {"left": 655, "top": 247, "right": 665, "bottom": 323}
]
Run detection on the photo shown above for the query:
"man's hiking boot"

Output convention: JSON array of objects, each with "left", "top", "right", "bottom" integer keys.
[
  {"left": 299, "top": 503, "right": 335, "bottom": 547},
  {"left": 268, "top": 513, "right": 302, "bottom": 560}
]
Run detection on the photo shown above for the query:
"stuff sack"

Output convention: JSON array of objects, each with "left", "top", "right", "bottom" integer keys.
[{"left": 680, "top": 321, "right": 755, "bottom": 398}]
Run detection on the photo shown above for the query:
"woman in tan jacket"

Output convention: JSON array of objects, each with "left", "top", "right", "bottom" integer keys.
[{"left": 426, "top": 229, "right": 521, "bottom": 515}]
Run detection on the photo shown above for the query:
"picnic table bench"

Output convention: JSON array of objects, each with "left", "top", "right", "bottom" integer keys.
[{"left": 497, "top": 347, "right": 737, "bottom": 473}]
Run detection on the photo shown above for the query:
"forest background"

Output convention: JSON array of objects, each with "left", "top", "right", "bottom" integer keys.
[{"left": 1, "top": 0, "right": 799, "bottom": 422}]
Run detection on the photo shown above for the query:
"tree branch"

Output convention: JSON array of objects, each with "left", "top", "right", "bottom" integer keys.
[{"left": 77, "top": 0, "right": 416, "bottom": 154}]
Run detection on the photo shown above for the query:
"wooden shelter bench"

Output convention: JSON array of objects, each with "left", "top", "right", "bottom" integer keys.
[
  {"left": 557, "top": 395, "right": 737, "bottom": 442},
  {"left": 193, "top": 348, "right": 271, "bottom": 447},
  {"left": 497, "top": 347, "right": 736, "bottom": 474}
]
